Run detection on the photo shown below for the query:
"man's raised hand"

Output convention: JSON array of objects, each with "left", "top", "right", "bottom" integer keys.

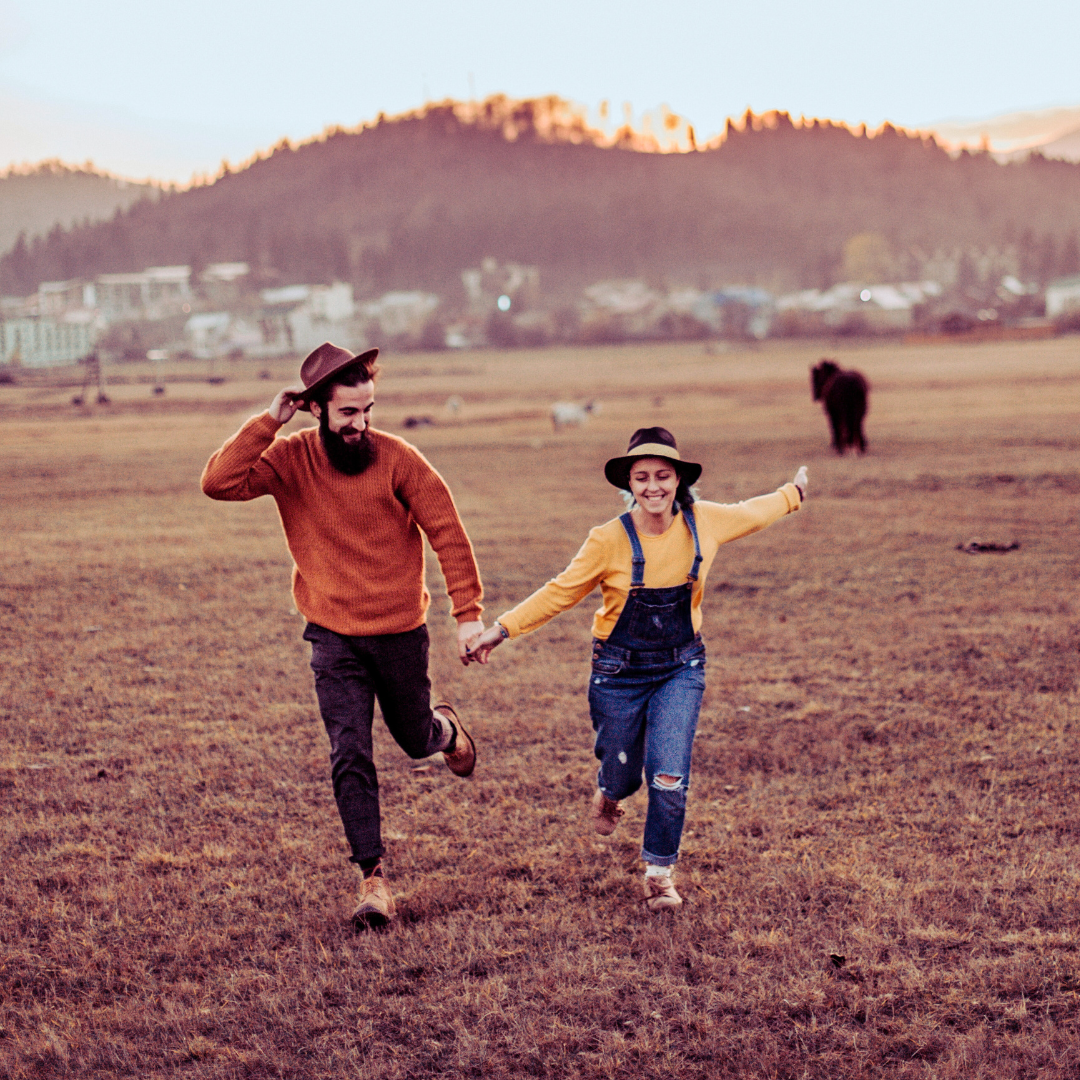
[{"left": 269, "top": 385, "right": 307, "bottom": 424}]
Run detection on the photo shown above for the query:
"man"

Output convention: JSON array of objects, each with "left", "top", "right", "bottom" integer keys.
[{"left": 201, "top": 342, "right": 484, "bottom": 930}]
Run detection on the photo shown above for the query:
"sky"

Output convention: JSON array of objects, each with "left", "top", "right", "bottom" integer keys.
[{"left": 2, "top": 0, "right": 1079, "bottom": 183}]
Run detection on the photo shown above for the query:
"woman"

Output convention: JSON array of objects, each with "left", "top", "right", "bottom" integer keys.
[{"left": 467, "top": 427, "right": 807, "bottom": 911}]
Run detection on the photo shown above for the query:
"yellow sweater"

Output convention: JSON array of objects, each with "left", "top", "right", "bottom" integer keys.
[
  {"left": 201, "top": 412, "right": 483, "bottom": 636},
  {"left": 498, "top": 486, "right": 801, "bottom": 641}
]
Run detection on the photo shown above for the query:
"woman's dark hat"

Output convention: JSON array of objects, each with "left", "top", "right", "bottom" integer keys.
[
  {"left": 295, "top": 342, "right": 380, "bottom": 412},
  {"left": 604, "top": 427, "right": 702, "bottom": 490}
]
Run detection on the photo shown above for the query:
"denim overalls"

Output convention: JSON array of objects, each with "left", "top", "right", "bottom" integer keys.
[{"left": 588, "top": 505, "right": 707, "bottom": 866}]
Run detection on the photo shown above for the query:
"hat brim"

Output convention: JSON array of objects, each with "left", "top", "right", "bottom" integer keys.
[
  {"left": 604, "top": 452, "right": 702, "bottom": 491},
  {"left": 295, "top": 347, "right": 380, "bottom": 412}
]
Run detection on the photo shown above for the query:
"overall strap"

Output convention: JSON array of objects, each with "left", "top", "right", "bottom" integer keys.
[
  {"left": 682, "top": 504, "right": 703, "bottom": 582},
  {"left": 618, "top": 513, "right": 646, "bottom": 588}
]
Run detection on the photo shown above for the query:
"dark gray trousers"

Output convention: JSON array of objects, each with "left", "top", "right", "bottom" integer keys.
[{"left": 303, "top": 622, "right": 446, "bottom": 863}]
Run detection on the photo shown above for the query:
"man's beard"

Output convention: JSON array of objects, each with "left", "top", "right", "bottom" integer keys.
[{"left": 319, "top": 413, "right": 376, "bottom": 475}]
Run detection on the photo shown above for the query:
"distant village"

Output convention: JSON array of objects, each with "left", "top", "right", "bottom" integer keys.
[{"left": 3, "top": 249, "right": 1080, "bottom": 369}]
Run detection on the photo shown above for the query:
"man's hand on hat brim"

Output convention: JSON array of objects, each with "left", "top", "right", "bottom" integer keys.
[{"left": 269, "top": 384, "right": 307, "bottom": 424}]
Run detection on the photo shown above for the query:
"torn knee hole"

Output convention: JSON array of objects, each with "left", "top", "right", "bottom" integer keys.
[{"left": 654, "top": 773, "right": 683, "bottom": 790}]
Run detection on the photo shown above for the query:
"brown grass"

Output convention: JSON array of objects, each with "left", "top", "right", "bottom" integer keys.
[{"left": 1, "top": 338, "right": 1079, "bottom": 1078}]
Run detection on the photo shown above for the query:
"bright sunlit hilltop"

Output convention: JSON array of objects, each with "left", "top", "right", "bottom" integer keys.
[
  {"left": 3, "top": 0, "right": 1080, "bottom": 181},
  {"left": 4, "top": 96, "right": 1080, "bottom": 307}
]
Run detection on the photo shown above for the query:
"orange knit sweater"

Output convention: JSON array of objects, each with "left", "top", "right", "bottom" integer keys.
[{"left": 201, "top": 412, "right": 483, "bottom": 636}]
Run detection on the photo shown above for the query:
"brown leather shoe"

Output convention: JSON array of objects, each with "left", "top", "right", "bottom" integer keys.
[
  {"left": 591, "top": 788, "right": 624, "bottom": 836},
  {"left": 436, "top": 703, "right": 476, "bottom": 778},
  {"left": 352, "top": 873, "right": 396, "bottom": 931},
  {"left": 643, "top": 872, "right": 683, "bottom": 911}
]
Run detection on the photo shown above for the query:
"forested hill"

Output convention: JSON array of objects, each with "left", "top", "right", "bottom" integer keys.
[
  {"left": 0, "top": 163, "right": 159, "bottom": 264},
  {"left": 4, "top": 100, "right": 1080, "bottom": 297}
]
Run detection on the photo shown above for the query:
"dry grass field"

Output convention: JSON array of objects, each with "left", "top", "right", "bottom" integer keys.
[{"left": 1, "top": 337, "right": 1079, "bottom": 1078}]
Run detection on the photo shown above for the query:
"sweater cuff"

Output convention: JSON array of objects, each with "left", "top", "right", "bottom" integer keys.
[
  {"left": 454, "top": 606, "right": 484, "bottom": 624},
  {"left": 779, "top": 482, "right": 802, "bottom": 513},
  {"left": 496, "top": 613, "right": 523, "bottom": 639},
  {"left": 255, "top": 410, "right": 285, "bottom": 433}
]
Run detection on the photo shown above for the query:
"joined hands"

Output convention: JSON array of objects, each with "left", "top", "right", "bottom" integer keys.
[{"left": 464, "top": 623, "right": 505, "bottom": 665}]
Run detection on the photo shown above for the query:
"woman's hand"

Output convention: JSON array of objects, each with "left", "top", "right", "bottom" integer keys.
[
  {"left": 793, "top": 465, "right": 808, "bottom": 501},
  {"left": 465, "top": 624, "right": 506, "bottom": 664}
]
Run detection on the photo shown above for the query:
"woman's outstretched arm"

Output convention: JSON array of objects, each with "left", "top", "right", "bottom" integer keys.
[{"left": 464, "top": 524, "right": 613, "bottom": 663}]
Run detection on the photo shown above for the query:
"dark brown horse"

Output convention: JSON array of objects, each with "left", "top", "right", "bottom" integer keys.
[{"left": 811, "top": 359, "right": 869, "bottom": 454}]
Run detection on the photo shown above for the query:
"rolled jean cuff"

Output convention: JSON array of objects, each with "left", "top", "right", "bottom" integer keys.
[
  {"left": 348, "top": 851, "right": 383, "bottom": 866},
  {"left": 641, "top": 848, "right": 679, "bottom": 867}
]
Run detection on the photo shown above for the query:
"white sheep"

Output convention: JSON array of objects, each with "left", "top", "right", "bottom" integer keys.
[{"left": 551, "top": 400, "right": 599, "bottom": 431}]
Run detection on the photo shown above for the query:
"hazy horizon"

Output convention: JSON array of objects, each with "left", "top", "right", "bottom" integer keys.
[
  {"left": 2, "top": 0, "right": 1079, "bottom": 182},
  {"left": 4, "top": 97, "right": 1080, "bottom": 190}
]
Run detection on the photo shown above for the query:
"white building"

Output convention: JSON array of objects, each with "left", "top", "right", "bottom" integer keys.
[
  {"left": 37, "top": 279, "right": 97, "bottom": 317},
  {"left": 260, "top": 282, "right": 360, "bottom": 354},
  {"left": 775, "top": 281, "right": 942, "bottom": 332},
  {"left": 1046, "top": 274, "right": 1080, "bottom": 318},
  {"left": 2, "top": 310, "right": 98, "bottom": 367},
  {"left": 95, "top": 265, "right": 192, "bottom": 321},
  {"left": 578, "top": 280, "right": 663, "bottom": 339},
  {"left": 461, "top": 258, "right": 539, "bottom": 313},
  {"left": 691, "top": 286, "right": 774, "bottom": 339},
  {"left": 359, "top": 291, "right": 438, "bottom": 342},
  {"left": 200, "top": 262, "right": 251, "bottom": 307},
  {"left": 201, "top": 262, "right": 249, "bottom": 285},
  {"left": 184, "top": 311, "right": 263, "bottom": 358}
]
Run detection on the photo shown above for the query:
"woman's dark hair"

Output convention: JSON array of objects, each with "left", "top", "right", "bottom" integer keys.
[
  {"left": 310, "top": 359, "right": 380, "bottom": 412},
  {"left": 675, "top": 479, "right": 696, "bottom": 512}
]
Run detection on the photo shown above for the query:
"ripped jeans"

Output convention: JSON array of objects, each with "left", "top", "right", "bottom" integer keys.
[{"left": 587, "top": 635, "right": 706, "bottom": 865}]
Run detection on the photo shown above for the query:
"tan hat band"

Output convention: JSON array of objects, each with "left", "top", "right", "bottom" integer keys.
[{"left": 625, "top": 443, "right": 682, "bottom": 461}]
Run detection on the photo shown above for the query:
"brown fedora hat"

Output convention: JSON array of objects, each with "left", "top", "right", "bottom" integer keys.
[
  {"left": 295, "top": 342, "right": 380, "bottom": 412},
  {"left": 604, "top": 426, "right": 702, "bottom": 490}
]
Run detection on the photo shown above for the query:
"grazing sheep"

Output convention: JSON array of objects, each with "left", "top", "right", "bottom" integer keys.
[
  {"left": 551, "top": 400, "right": 599, "bottom": 431},
  {"left": 811, "top": 359, "right": 869, "bottom": 455}
]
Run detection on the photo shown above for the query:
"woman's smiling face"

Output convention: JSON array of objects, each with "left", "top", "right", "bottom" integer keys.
[{"left": 628, "top": 457, "right": 679, "bottom": 519}]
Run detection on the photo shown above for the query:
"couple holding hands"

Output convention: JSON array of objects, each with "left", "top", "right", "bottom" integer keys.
[{"left": 202, "top": 342, "right": 806, "bottom": 930}]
